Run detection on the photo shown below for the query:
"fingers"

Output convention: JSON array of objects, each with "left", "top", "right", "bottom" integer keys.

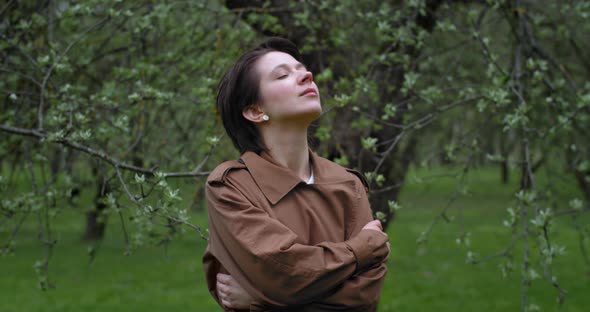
[
  {"left": 365, "top": 227, "right": 388, "bottom": 238},
  {"left": 217, "top": 278, "right": 231, "bottom": 301},
  {"left": 218, "top": 283, "right": 235, "bottom": 309},
  {"left": 367, "top": 219, "right": 383, "bottom": 230},
  {"left": 217, "top": 273, "right": 231, "bottom": 284},
  {"left": 217, "top": 274, "right": 240, "bottom": 310},
  {"left": 372, "top": 239, "right": 391, "bottom": 264},
  {"left": 221, "top": 298, "right": 234, "bottom": 310},
  {"left": 362, "top": 220, "right": 385, "bottom": 234},
  {"left": 217, "top": 281, "right": 228, "bottom": 294},
  {"left": 217, "top": 282, "right": 227, "bottom": 299},
  {"left": 373, "top": 219, "right": 383, "bottom": 230},
  {"left": 383, "top": 242, "right": 391, "bottom": 263}
]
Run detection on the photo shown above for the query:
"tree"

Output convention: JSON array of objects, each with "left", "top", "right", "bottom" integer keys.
[{"left": 1, "top": 0, "right": 254, "bottom": 287}]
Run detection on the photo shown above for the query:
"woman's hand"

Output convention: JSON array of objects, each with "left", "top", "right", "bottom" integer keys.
[
  {"left": 216, "top": 273, "right": 254, "bottom": 310},
  {"left": 361, "top": 219, "right": 385, "bottom": 234},
  {"left": 362, "top": 220, "right": 391, "bottom": 262}
]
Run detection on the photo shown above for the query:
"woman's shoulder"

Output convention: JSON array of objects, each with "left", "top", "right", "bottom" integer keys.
[
  {"left": 312, "top": 154, "right": 370, "bottom": 192},
  {"left": 206, "top": 159, "right": 248, "bottom": 185}
]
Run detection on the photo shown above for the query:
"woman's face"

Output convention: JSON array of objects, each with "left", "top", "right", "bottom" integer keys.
[{"left": 254, "top": 51, "right": 322, "bottom": 124}]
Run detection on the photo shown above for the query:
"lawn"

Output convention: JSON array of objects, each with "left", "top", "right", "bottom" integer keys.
[{"left": 1, "top": 166, "right": 588, "bottom": 311}]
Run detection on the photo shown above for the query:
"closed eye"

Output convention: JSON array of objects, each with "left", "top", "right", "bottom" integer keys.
[{"left": 277, "top": 74, "right": 288, "bottom": 79}]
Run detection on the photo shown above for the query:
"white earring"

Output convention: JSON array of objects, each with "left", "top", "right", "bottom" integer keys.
[{"left": 262, "top": 115, "right": 269, "bottom": 121}]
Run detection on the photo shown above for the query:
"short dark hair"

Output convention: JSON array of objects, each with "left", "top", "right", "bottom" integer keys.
[{"left": 216, "top": 37, "right": 303, "bottom": 154}]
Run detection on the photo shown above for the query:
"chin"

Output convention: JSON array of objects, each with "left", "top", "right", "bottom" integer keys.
[
  {"left": 301, "top": 109, "right": 322, "bottom": 124},
  {"left": 304, "top": 105, "right": 323, "bottom": 119}
]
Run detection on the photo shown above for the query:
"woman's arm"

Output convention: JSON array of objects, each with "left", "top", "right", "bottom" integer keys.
[
  {"left": 206, "top": 179, "right": 389, "bottom": 307},
  {"left": 214, "top": 221, "right": 389, "bottom": 310},
  {"left": 318, "top": 177, "right": 390, "bottom": 307}
]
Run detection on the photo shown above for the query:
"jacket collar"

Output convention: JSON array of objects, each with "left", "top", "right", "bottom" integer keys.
[{"left": 240, "top": 150, "right": 317, "bottom": 205}]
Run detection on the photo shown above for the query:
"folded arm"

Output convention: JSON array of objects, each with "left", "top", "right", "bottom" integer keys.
[
  {"left": 206, "top": 179, "right": 389, "bottom": 308},
  {"left": 317, "top": 177, "right": 390, "bottom": 307}
]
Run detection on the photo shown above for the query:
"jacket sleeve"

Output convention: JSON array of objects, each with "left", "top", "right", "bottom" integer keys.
[
  {"left": 316, "top": 176, "right": 388, "bottom": 308},
  {"left": 205, "top": 178, "right": 389, "bottom": 307}
]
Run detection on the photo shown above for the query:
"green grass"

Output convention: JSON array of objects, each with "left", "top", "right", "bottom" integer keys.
[
  {"left": 381, "top": 166, "right": 589, "bottom": 311},
  {"left": 1, "top": 166, "right": 588, "bottom": 311},
  {"left": 0, "top": 209, "right": 217, "bottom": 312}
]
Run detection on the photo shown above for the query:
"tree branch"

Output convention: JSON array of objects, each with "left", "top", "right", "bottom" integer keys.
[
  {"left": 418, "top": 153, "right": 473, "bottom": 244},
  {"left": 114, "top": 166, "right": 208, "bottom": 241},
  {"left": 0, "top": 124, "right": 210, "bottom": 178},
  {"left": 38, "top": 15, "right": 111, "bottom": 130}
]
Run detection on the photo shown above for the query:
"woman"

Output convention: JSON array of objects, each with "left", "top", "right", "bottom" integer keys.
[{"left": 203, "top": 37, "right": 390, "bottom": 311}]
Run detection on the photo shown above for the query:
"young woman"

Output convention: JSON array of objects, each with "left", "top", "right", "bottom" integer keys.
[{"left": 203, "top": 37, "right": 390, "bottom": 311}]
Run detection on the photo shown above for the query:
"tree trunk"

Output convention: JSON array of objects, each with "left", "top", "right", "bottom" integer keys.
[
  {"left": 499, "top": 138, "right": 510, "bottom": 184},
  {"left": 83, "top": 166, "right": 110, "bottom": 241},
  {"left": 501, "top": 159, "right": 510, "bottom": 184}
]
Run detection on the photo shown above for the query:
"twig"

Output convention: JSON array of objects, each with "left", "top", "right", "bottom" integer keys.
[
  {"left": 25, "top": 141, "right": 55, "bottom": 289},
  {"left": 0, "top": 68, "right": 42, "bottom": 88},
  {"left": 511, "top": 4, "right": 532, "bottom": 309},
  {"left": 371, "top": 96, "right": 481, "bottom": 174},
  {"left": 420, "top": 154, "right": 473, "bottom": 243},
  {"left": 371, "top": 172, "right": 460, "bottom": 195},
  {"left": 1, "top": 209, "right": 30, "bottom": 254},
  {"left": 0, "top": 124, "right": 210, "bottom": 178},
  {"left": 0, "top": 0, "right": 16, "bottom": 18},
  {"left": 38, "top": 16, "right": 110, "bottom": 130},
  {"left": 164, "top": 135, "right": 222, "bottom": 178},
  {"left": 571, "top": 215, "right": 590, "bottom": 267},
  {"left": 0, "top": 33, "right": 46, "bottom": 76},
  {"left": 115, "top": 202, "right": 130, "bottom": 255},
  {"left": 113, "top": 166, "right": 208, "bottom": 241},
  {"left": 229, "top": 6, "right": 291, "bottom": 14},
  {"left": 471, "top": 235, "right": 522, "bottom": 264},
  {"left": 540, "top": 224, "right": 568, "bottom": 304},
  {"left": 522, "top": 14, "right": 578, "bottom": 92},
  {"left": 373, "top": 132, "right": 405, "bottom": 174}
]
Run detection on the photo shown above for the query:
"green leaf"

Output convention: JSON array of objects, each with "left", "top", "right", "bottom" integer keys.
[{"left": 361, "top": 137, "right": 378, "bottom": 152}]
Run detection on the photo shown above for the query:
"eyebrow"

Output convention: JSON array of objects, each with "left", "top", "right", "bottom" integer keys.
[{"left": 269, "top": 62, "right": 307, "bottom": 75}]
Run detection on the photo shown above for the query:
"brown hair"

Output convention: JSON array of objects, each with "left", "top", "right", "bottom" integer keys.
[{"left": 216, "top": 37, "right": 303, "bottom": 154}]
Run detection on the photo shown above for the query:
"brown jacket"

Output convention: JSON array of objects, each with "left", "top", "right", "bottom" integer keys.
[{"left": 203, "top": 151, "right": 389, "bottom": 311}]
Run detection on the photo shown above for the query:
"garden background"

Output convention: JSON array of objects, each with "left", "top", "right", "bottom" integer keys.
[{"left": 1, "top": 1, "right": 589, "bottom": 311}]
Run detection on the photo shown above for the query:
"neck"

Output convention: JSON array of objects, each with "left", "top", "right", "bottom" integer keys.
[{"left": 259, "top": 124, "right": 311, "bottom": 181}]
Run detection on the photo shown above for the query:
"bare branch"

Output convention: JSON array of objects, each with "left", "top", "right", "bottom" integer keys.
[
  {"left": 0, "top": 32, "right": 46, "bottom": 76},
  {"left": 0, "top": 124, "right": 210, "bottom": 178},
  {"left": 373, "top": 132, "right": 405, "bottom": 174},
  {"left": 371, "top": 172, "right": 460, "bottom": 195},
  {"left": 0, "top": 68, "right": 42, "bottom": 88},
  {"left": 1, "top": 209, "right": 30, "bottom": 255},
  {"left": 419, "top": 154, "right": 473, "bottom": 244},
  {"left": 0, "top": 0, "right": 16, "bottom": 17},
  {"left": 471, "top": 235, "right": 522, "bottom": 264},
  {"left": 164, "top": 135, "right": 222, "bottom": 179},
  {"left": 513, "top": 5, "right": 530, "bottom": 311},
  {"left": 521, "top": 14, "right": 578, "bottom": 92},
  {"left": 371, "top": 96, "right": 481, "bottom": 174},
  {"left": 116, "top": 203, "right": 130, "bottom": 255}
]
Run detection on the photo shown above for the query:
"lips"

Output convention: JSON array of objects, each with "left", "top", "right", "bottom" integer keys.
[{"left": 300, "top": 87, "right": 317, "bottom": 96}]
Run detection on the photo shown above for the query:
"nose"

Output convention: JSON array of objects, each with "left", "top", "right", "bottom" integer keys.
[{"left": 298, "top": 70, "right": 313, "bottom": 84}]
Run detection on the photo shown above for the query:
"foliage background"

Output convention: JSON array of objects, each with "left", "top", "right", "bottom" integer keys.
[{"left": 1, "top": 0, "right": 589, "bottom": 311}]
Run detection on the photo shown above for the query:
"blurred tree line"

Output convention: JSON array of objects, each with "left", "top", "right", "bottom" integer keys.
[{"left": 1, "top": 0, "right": 588, "bottom": 310}]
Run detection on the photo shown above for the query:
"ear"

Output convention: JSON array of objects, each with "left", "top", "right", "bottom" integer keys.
[{"left": 242, "top": 105, "right": 267, "bottom": 123}]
